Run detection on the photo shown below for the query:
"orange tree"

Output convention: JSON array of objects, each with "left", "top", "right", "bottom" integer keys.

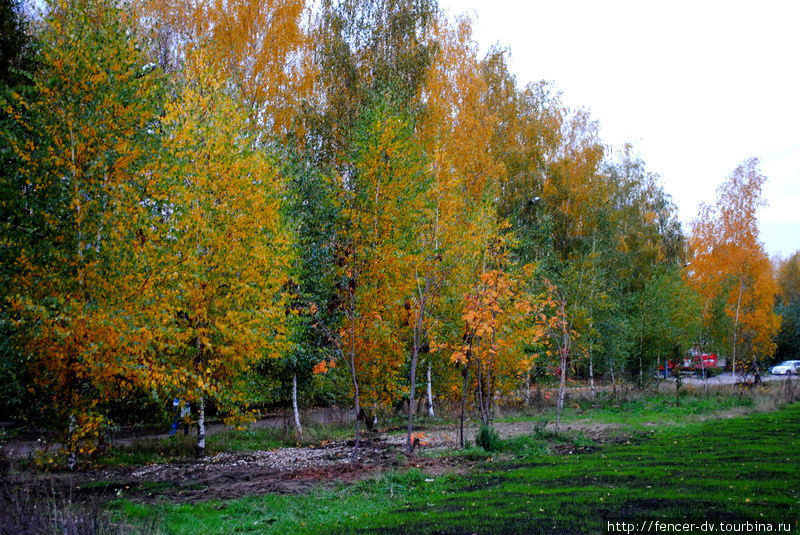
[
  {"left": 2, "top": 0, "right": 162, "bottom": 468},
  {"left": 403, "top": 14, "right": 502, "bottom": 452},
  {"left": 137, "top": 0, "right": 314, "bottom": 136},
  {"left": 688, "top": 158, "right": 780, "bottom": 375},
  {"left": 443, "top": 231, "right": 536, "bottom": 445}
]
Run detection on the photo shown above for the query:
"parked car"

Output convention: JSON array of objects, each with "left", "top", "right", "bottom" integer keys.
[
  {"left": 658, "top": 354, "right": 718, "bottom": 376},
  {"left": 769, "top": 360, "right": 800, "bottom": 375}
]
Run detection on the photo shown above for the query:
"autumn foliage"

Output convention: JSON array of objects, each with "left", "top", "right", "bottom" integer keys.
[{"left": 0, "top": 0, "right": 788, "bottom": 464}]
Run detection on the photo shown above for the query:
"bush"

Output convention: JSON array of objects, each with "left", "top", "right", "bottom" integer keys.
[{"left": 475, "top": 424, "right": 502, "bottom": 452}]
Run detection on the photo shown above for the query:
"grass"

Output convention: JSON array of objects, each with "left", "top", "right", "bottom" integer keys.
[
  {"left": 496, "top": 389, "right": 760, "bottom": 428},
  {"left": 569, "top": 390, "right": 757, "bottom": 426},
  {"left": 110, "top": 402, "right": 800, "bottom": 534}
]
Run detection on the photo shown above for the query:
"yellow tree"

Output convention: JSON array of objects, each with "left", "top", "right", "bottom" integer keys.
[
  {"left": 138, "top": 0, "right": 314, "bottom": 135},
  {"left": 141, "top": 48, "right": 291, "bottom": 456},
  {"left": 2, "top": 0, "right": 162, "bottom": 468},
  {"left": 688, "top": 158, "right": 780, "bottom": 375}
]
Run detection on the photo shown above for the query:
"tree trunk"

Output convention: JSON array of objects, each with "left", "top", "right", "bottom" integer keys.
[
  {"left": 459, "top": 364, "right": 469, "bottom": 448},
  {"left": 555, "top": 299, "right": 570, "bottom": 432},
  {"left": 66, "top": 413, "right": 77, "bottom": 471},
  {"left": 426, "top": 360, "right": 434, "bottom": 417},
  {"left": 556, "top": 348, "right": 567, "bottom": 432},
  {"left": 292, "top": 373, "right": 302, "bottom": 434},
  {"left": 702, "top": 359, "right": 708, "bottom": 392},
  {"left": 731, "top": 281, "right": 743, "bottom": 378},
  {"left": 487, "top": 329, "right": 497, "bottom": 424},
  {"left": 406, "top": 341, "right": 419, "bottom": 454},
  {"left": 638, "top": 303, "right": 645, "bottom": 387},
  {"left": 638, "top": 354, "right": 643, "bottom": 387},
  {"left": 350, "top": 350, "right": 361, "bottom": 457},
  {"left": 589, "top": 352, "right": 595, "bottom": 399},
  {"left": 525, "top": 369, "right": 531, "bottom": 406},
  {"left": 476, "top": 360, "right": 486, "bottom": 425},
  {"left": 347, "top": 283, "right": 361, "bottom": 457},
  {"left": 196, "top": 396, "right": 206, "bottom": 457}
]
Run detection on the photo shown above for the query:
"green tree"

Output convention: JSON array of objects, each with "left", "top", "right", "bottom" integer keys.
[
  {"left": 279, "top": 152, "right": 342, "bottom": 434},
  {"left": 775, "top": 251, "right": 800, "bottom": 361},
  {"left": 0, "top": 0, "right": 37, "bottom": 422}
]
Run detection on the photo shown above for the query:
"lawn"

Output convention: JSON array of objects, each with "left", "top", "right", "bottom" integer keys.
[{"left": 112, "top": 402, "right": 800, "bottom": 534}]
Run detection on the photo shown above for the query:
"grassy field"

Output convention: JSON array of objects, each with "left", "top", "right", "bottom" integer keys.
[{"left": 111, "top": 400, "right": 800, "bottom": 534}]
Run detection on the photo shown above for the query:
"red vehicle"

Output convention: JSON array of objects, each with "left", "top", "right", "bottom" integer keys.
[
  {"left": 683, "top": 353, "right": 718, "bottom": 371},
  {"left": 659, "top": 353, "right": 718, "bottom": 375}
]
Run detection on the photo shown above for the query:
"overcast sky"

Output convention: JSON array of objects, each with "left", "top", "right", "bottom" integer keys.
[{"left": 437, "top": 0, "right": 799, "bottom": 258}]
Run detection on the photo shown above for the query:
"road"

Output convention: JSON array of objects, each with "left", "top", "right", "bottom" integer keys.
[{"left": 656, "top": 371, "right": 799, "bottom": 386}]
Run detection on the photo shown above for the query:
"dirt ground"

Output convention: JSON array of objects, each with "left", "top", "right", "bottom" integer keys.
[
  {"left": 2, "top": 417, "right": 629, "bottom": 505},
  {"left": 7, "top": 379, "right": 795, "bottom": 504}
]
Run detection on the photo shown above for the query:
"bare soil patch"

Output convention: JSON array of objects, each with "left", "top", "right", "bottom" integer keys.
[{"left": 2, "top": 417, "right": 634, "bottom": 505}]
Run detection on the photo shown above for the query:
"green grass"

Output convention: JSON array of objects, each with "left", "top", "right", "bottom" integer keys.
[
  {"left": 497, "top": 390, "right": 759, "bottom": 429},
  {"left": 569, "top": 391, "right": 757, "bottom": 426},
  {"left": 111, "top": 402, "right": 800, "bottom": 534}
]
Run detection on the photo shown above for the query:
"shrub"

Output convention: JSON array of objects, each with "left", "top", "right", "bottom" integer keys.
[{"left": 475, "top": 424, "right": 502, "bottom": 452}]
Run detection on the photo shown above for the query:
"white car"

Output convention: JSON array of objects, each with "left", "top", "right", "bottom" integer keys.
[{"left": 769, "top": 360, "right": 800, "bottom": 375}]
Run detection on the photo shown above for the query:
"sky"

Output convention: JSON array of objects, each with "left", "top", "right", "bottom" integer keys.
[{"left": 437, "top": 0, "right": 800, "bottom": 259}]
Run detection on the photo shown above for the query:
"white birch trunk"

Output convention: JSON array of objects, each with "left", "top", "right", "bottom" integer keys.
[
  {"left": 426, "top": 360, "right": 434, "bottom": 417},
  {"left": 525, "top": 370, "right": 531, "bottom": 406},
  {"left": 196, "top": 397, "right": 206, "bottom": 457},
  {"left": 292, "top": 373, "right": 302, "bottom": 434}
]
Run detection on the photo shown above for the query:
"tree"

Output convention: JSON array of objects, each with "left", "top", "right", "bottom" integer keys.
[
  {"left": 138, "top": 0, "right": 314, "bottom": 135},
  {"left": 304, "top": 0, "right": 437, "bottom": 170},
  {"left": 775, "top": 251, "right": 800, "bottom": 361},
  {"left": 280, "top": 153, "right": 342, "bottom": 434},
  {"left": 140, "top": 48, "right": 291, "bottom": 456},
  {"left": 0, "top": 0, "right": 34, "bottom": 88},
  {"left": 403, "top": 14, "right": 501, "bottom": 453},
  {"left": 2, "top": 0, "right": 162, "bottom": 467},
  {"left": 522, "top": 277, "right": 574, "bottom": 432},
  {"left": 337, "top": 97, "right": 428, "bottom": 452},
  {"left": 688, "top": 158, "right": 780, "bottom": 375},
  {"left": 0, "top": 0, "right": 37, "bottom": 422},
  {"left": 634, "top": 266, "right": 702, "bottom": 377}
]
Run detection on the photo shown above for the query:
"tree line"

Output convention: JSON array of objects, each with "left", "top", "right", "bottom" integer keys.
[{"left": 0, "top": 0, "right": 794, "bottom": 465}]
